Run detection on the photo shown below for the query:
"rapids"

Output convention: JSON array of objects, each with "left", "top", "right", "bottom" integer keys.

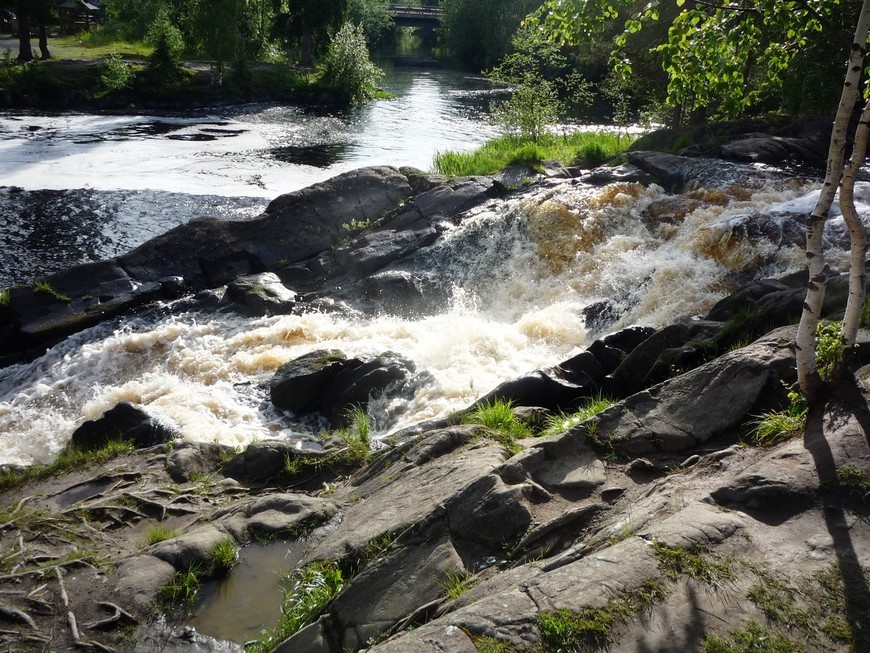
[{"left": 0, "top": 174, "right": 831, "bottom": 467}]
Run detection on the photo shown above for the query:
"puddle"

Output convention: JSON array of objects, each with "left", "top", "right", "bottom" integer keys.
[{"left": 187, "top": 540, "right": 304, "bottom": 643}]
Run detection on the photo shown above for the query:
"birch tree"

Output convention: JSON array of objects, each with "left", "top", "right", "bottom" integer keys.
[{"left": 796, "top": 0, "right": 870, "bottom": 399}]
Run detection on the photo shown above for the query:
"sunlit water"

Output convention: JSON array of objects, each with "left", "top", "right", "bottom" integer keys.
[
  {"left": 2, "top": 170, "right": 843, "bottom": 466},
  {"left": 0, "top": 67, "right": 501, "bottom": 285}
]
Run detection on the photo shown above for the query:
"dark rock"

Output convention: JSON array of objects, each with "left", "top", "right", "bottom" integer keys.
[
  {"left": 582, "top": 301, "right": 620, "bottom": 335},
  {"left": 445, "top": 474, "right": 533, "bottom": 546},
  {"left": 355, "top": 270, "right": 443, "bottom": 316},
  {"left": 221, "top": 439, "right": 299, "bottom": 481},
  {"left": 71, "top": 402, "right": 176, "bottom": 451},
  {"left": 166, "top": 442, "right": 236, "bottom": 483},
  {"left": 270, "top": 350, "right": 418, "bottom": 427},
  {"left": 270, "top": 349, "right": 349, "bottom": 414},
  {"left": 334, "top": 227, "right": 438, "bottom": 278},
  {"left": 222, "top": 272, "right": 297, "bottom": 316},
  {"left": 481, "top": 351, "right": 604, "bottom": 412},
  {"left": 581, "top": 163, "right": 659, "bottom": 187},
  {"left": 599, "top": 327, "right": 797, "bottom": 456},
  {"left": 603, "top": 324, "right": 691, "bottom": 398},
  {"left": 501, "top": 432, "right": 606, "bottom": 490}
]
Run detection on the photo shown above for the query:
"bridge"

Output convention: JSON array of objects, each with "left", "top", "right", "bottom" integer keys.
[{"left": 389, "top": 4, "right": 442, "bottom": 28}]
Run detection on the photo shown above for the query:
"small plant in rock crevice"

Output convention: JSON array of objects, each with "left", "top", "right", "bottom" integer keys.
[
  {"left": 211, "top": 538, "right": 240, "bottom": 575},
  {"left": 702, "top": 620, "right": 806, "bottom": 653},
  {"left": 160, "top": 565, "right": 203, "bottom": 613},
  {"left": 540, "top": 393, "right": 616, "bottom": 438},
  {"left": 462, "top": 399, "right": 532, "bottom": 453},
  {"left": 34, "top": 280, "right": 71, "bottom": 302},
  {"left": 745, "top": 384, "right": 807, "bottom": 448},
  {"left": 441, "top": 570, "right": 476, "bottom": 601}
]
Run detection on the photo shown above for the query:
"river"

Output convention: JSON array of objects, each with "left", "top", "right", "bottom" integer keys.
[
  {"left": 0, "top": 66, "right": 501, "bottom": 287},
  {"left": 0, "top": 67, "right": 832, "bottom": 467}
]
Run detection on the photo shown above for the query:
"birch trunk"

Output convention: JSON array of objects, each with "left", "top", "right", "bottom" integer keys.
[
  {"left": 840, "top": 98, "right": 870, "bottom": 346},
  {"left": 796, "top": 0, "right": 870, "bottom": 399}
]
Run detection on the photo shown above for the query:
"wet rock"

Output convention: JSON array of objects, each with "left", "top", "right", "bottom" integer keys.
[
  {"left": 132, "top": 620, "right": 245, "bottom": 653},
  {"left": 221, "top": 272, "right": 297, "bottom": 316},
  {"left": 356, "top": 270, "right": 443, "bottom": 317},
  {"left": 334, "top": 226, "right": 438, "bottom": 278},
  {"left": 270, "top": 349, "right": 418, "bottom": 427},
  {"left": 71, "top": 402, "right": 177, "bottom": 451},
  {"left": 581, "top": 162, "right": 659, "bottom": 187}
]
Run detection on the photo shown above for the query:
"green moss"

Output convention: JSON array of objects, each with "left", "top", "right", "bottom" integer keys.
[
  {"left": 34, "top": 280, "right": 71, "bottom": 302},
  {"left": 474, "top": 636, "right": 516, "bottom": 653}
]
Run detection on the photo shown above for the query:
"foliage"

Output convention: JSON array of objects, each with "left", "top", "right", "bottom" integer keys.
[
  {"left": 815, "top": 321, "right": 845, "bottom": 382},
  {"left": 247, "top": 562, "right": 344, "bottom": 653},
  {"left": 142, "top": 525, "right": 180, "bottom": 547},
  {"left": 0, "top": 289, "right": 9, "bottom": 307},
  {"left": 462, "top": 399, "right": 532, "bottom": 452},
  {"left": 347, "top": 0, "right": 394, "bottom": 46},
  {"left": 145, "top": 7, "right": 184, "bottom": 81},
  {"left": 528, "top": 0, "right": 855, "bottom": 122},
  {"left": 211, "top": 538, "right": 240, "bottom": 574},
  {"left": 487, "top": 26, "right": 593, "bottom": 142},
  {"left": 433, "top": 131, "right": 635, "bottom": 177},
  {"left": 160, "top": 565, "right": 203, "bottom": 610},
  {"left": 540, "top": 393, "right": 616, "bottom": 438},
  {"left": 746, "top": 385, "right": 807, "bottom": 448},
  {"left": 98, "top": 53, "right": 133, "bottom": 94},
  {"left": 440, "top": 0, "right": 541, "bottom": 70},
  {"left": 318, "top": 22, "right": 383, "bottom": 104},
  {"left": 0, "top": 439, "right": 135, "bottom": 493},
  {"left": 703, "top": 620, "right": 807, "bottom": 653},
  {"left": 474, "top": 637, "right": 515, "bottom": 653}
]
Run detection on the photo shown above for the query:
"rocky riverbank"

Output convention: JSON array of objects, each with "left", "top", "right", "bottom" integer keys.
[{"left": 2, "top": 131, "right": 870, "bottom": 652}]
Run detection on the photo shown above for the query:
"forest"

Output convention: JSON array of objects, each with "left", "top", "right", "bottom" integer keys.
[{"left": 0, "top": 0, "right": 860, "bottom": 126}]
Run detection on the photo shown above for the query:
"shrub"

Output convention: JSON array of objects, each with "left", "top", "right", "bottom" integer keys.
[
  {"left": 98, "top": 53, "right": 133, "bottom": 94},
  {"left": 145, "top": 8, "right": 183, "bottom": 81},
  {"left": 319, "top": 22, "right": 383, "bottom": 104}
]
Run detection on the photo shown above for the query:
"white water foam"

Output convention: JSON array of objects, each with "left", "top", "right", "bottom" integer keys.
[{"left": 0, "top": 177, "right": 839, "bottom": 466}]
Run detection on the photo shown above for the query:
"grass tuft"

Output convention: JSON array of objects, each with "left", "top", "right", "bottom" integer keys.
[
  {"left": 703, "top": 620, "right": 807, "bottom": 653},
  {"left": 462, "top": 399, "right": 532, "bottom": 453},
  {"left": 142, "top": 524, "right": 180, "bottom": 547},
  {"left": 653, "top": 541, "right": 732, "bottom": 586},
  {"left": 540, "top": 393, "right": 616, "bottom": 438},
  {"left": 211, "top": 538, "right": 240, "bottom": 575},
  {"left": 441, "top": 570, "right": 476, "bottom": 601}
]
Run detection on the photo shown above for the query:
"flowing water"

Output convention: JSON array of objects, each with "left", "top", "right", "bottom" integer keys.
[{"left": 0, "top": 67, "right": 856, "bottom": 468}]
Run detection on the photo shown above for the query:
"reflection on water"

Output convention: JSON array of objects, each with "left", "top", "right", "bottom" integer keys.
[
  {"left": 188, "top": 540, "right": 302, "bottom": 643},
  {"left": 0, "top": 67, "right": 500, "bottom": 286}
]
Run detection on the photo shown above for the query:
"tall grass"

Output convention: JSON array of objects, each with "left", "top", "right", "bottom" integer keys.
[{"left": 433, "top": 131, "right": 637, "bottom": 178}]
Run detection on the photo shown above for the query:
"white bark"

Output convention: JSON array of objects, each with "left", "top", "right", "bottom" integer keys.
[
  {"left": 796, "top": 0, "right": 870, "bottom": 398},
  {"left": 840, "top": 98, "right": 870, "bottom": 346}
]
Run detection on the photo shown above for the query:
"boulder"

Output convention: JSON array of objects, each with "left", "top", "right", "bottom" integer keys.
[
  {"left": 270, "top": 350, "right": 418, "bottom": 426},
  {"left": 71, "top": 402, "right": 177, "bottom": 451},
  {"left": 598, "top": 327, "right": 797, "bottom": 456},
  {"left": 166, "top": 442, "right": 236, "bottom": 483},
  {"left": 221, "top": 272, "right": 297, "bottom": 316}
]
